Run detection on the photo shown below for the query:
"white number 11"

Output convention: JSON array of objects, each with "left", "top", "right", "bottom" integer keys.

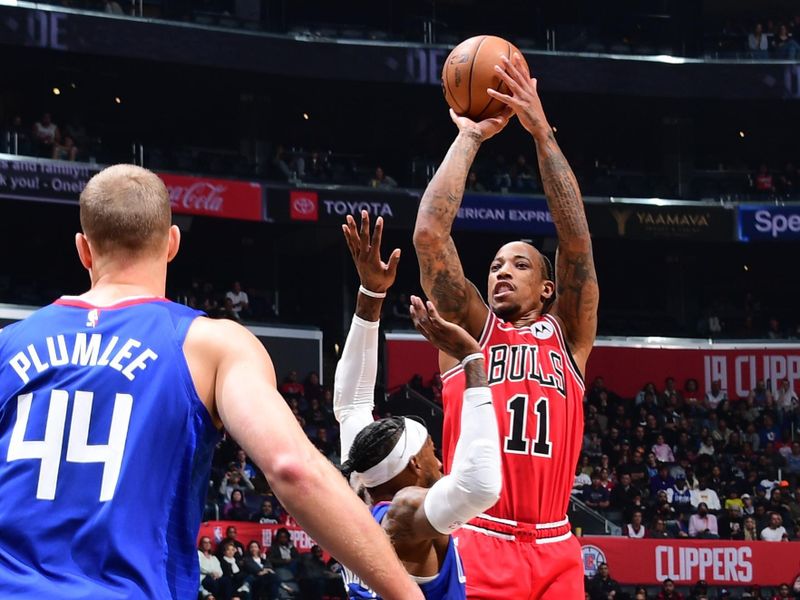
[{"left": 7, "top": 390, "right": 133, "bottom": 501}]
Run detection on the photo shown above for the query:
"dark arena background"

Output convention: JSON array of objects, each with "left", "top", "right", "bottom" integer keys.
[{"left": 2, "top": 0, "right": 800, "bottom": 598}]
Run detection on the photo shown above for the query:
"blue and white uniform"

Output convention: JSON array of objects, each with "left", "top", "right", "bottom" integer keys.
[
  {"left": 343, "top": 502, "right": 466, "bottom": 600},
  {"left": 0, "top": 296, "right": 219, "bottom": 599}
]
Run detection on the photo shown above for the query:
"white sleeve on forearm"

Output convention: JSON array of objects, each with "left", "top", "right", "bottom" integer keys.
[
  {"left": 423, "top": 387, "right": 501, "bottom": 534},
  {"left": 334, "top": 314, "right": 379, "bottom": 464}
]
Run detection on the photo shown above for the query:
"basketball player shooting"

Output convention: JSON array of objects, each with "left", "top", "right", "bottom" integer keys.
[
  {"left": 413, "top": 53, "right": 599, "bottom": 599},
  {"left": 335, "top": 212, "right": 501, "bottom": 600},
  {"left": 0, "top": 165, "right": 423, "bottom": 600}
]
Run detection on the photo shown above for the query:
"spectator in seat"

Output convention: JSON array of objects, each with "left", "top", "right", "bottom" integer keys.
[
  {"left": 297, "top": 544, "right": 341, "bottom": 600},
  {"left": 242, "top": 540, "right": 280, "bottom": 600},
  {"left": 582, "top": 472, "right": 611, "bottom": 511},
  {"left": 624, "top": 449, "right": 649, "bottom": 487},
  {"left": 465, "top": 171, "right": 486, "bottom": 192},
  {"left": 220, "top": 464, "right": 255, "bottom": 502},
  {"left": 651, "top": 464, "right": 676, "bottom": 496},
  {"left": 32, "top": 112, "right": 60, "bottom": 157},
  {"left": 772, "top": 24, "right": 800, "bottom": 59},
  {"left": 653, "top": 434, "right": 675, "bottom": 464},
  {"left": 510, "top": 154, "right": 537, "bottom": 191},
  {"left": 691, "top": 478, "right": 721, "bottom": 512},
  {"left": 689, "top": 580, "right": 708, "bottom": 600},
  {"left": 198, "top": 536, "right": 233, "bottom": 600},
  {"left": 219, "top": 542, "right": 249, "bottom": 599},
  {"left": 754, "top": 164, "right": 775, "bottom": 193},
  {"left": 761, "top": 512, "right": 788, "bottom": 541},
  {"left": 304, "top": 372, "right": 324, "bottom": 404},
  {"left": 748, "top": 23, "right": 769, "bottom": 57},
  {"left": 573, "top": 464, "right": 591, "bottom": 494},
  {"left": 657, "top": 578, "right": 684, "bottom": 600},
  {"left": 773, "top": 582, "right": 792, "bottom": 599},
  {"left": 279, "top": 370, "right": 304, "bottom": 402},
  {"left": 649, "top": 517, "right": 670, "bottom": 539},
  {"left": 273, "top": 145, "right": 305, "bottom": 181},
  {"left": 719, "top": 505, "right": 744, "bottom": 539},
  {"left": 251, "top": 499, "right": 280, "bottom": 524},
  {"left": 225, "top": 282, "right": 249, "bottom": 319},
  {"left": 233, "top": 449, "right": 256, "bottom": 480},
  {"left": 224, "top": 489, "right": 250, "bottom": 522},
  {"left": 668, "top": 476, "right": 693, "bottom": 514},
  {"left": 369, "top": 166, "right": 397, "bottom": 189},
  {"left": 689, "top": 503, "right": 719, "bottom": 539},
  {"left": 269, "top": 527, "right": 299, "bottom": 573},
  {"left": 52, "top": 134, "right": 78, "bottom": 161},
  {"left": 787, "top": 489, "right": 800, "bottom": 524},
  {"left": 626, "top": 510, "right": 646, "bottom": 538},
  {"left": 742, "top": 515, "right": 759, "bottom": 541},
  {"left": 611, "top": 472, "right": 641, "bottom": 512},
  {"left": 704, "top": 380, "right": 727, "bottom": 413},
  {"left": 218, "top": 525, "right": 246, "bottom": 558},
  {"left": 587, "top": 563, "right": 621, "bottom": 600}
]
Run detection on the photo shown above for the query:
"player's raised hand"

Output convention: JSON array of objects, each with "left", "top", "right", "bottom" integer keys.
[
  {"left": 486, "top": 52, "right": 551, "bottom": 140},
  {"left": 410, "top": 295, "right": 481, "bottom": 361},
  {"left": 449, "top": 106, "right": 513, "bottom": 143},
  {"left": 342, "top": 210, "right": 401, "bottom": 294}
]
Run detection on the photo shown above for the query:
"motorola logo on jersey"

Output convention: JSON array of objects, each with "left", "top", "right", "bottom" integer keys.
[
  {"left": 531, "top": 320, "right": 554, "bottom": 340},
  {"left": 486, "top": 343, "right": 566, "bottom": 396}
]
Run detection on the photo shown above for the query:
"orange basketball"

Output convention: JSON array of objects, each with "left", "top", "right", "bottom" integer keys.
[{"left": 441, "top": 35, "right": 529, "bottom": 121}]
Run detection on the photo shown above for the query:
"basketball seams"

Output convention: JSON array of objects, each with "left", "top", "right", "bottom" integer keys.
[
  {"left": 466, "top": 35, "right": 487, "bottom": 117},
  {"left": 474, "top": 40, "right": 512, "bottom": 120}
]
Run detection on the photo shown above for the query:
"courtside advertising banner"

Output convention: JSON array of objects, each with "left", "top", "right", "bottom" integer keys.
[
  {"left": 198, "top": 521, "right": 318, "bottom": 554},
  {"left": 386, "top": 334, "right": 800, "bottom": 399},
  {"left": 587, "top": 341, "right": 800, "bottom": 399},
  {"left": 0, "top": 155, "right": 265, "bottom": 222},
  {"left": 738, "top": 204, "right": 800, "bottom": 241},
  {"left": 585, "top": 202, "right": 736, "bottom": 241},
  {"left": 453, "top": 194, "right": 555, "bottom": 234},
  {"left": 580, "top": 537, "right": 800, "bottom": 587},
  {"left": 272, "top": 186, "right": 421, "bottom": 229},
  {"left": 158, "top": 173, "right": 264, "bottom": 221}
]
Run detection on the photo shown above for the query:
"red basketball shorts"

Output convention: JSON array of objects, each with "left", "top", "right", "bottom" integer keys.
[{"left": 454, "top": 516, "right": 584, "bottom": 600}]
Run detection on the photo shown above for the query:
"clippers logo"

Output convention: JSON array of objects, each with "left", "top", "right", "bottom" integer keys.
[
  {"left": 290, "top": 191, "right": 319, "bottom": 221},
  {"left": 531, "top": 320, "right": 554, "bottom": 340},
  {"left": 581, "top": 545, "right": 606, "bottom": 578},
  {"left": 86, "top": 309, "right": 100, "bottom": 328}
]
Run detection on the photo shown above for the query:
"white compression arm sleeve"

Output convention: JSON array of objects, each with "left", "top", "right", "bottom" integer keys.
[
  {"left": 334, "top": 314, "right": 379, "bottom": 464},
  {"left": 423, "top": 386, "right": 501, "bottom": 534}
]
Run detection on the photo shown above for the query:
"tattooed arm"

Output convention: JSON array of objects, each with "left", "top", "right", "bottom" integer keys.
[
  {"left": 488, "top": 53, "right": 599, "bottom": 373},
  {"left": 413, "top": 108, "right": 511, "bottom": 339}
]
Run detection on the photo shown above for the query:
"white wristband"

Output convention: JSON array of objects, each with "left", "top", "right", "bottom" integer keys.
[
  {"left": 461, "top": 353, "right": 484, "bottom": 367},
  {"left": 358, "top": 285, "right": 387, "bottom": 299}
]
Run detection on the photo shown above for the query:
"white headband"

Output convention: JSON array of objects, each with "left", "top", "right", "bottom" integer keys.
[{"left": 357, "top": 418, "right": 429, "bottom": 488}]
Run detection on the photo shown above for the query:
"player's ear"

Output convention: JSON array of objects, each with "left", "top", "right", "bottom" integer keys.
[
  {"left": 75, "top": 233, "right": 93, "bottom": 271},
  {"left": 541, "top": 279, "right": 555, "bottom": 301},
  {"left": 166, "top": 225, "right": 181, "bottom": 263}
]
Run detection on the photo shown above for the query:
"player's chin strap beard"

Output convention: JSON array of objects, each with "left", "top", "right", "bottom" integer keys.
[{"left": 357, "top": 418, "right": 428, "bottom": 488}]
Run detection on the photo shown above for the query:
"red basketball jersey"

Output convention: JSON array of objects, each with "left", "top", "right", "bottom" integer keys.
[{"left": 441, "top": 312, "right": 585, "bottom": 525}]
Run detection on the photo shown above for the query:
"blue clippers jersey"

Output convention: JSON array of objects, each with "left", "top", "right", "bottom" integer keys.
[
  {"left": 0, "top": 297, "right": 220, "bottom": 600},
  {"left": 343, "top": 501, "right": 466, "bottom": 600}
]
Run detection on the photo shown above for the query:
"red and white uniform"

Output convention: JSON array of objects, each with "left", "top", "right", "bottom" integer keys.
[{"left": 441, "top": 312, "right": 585, "bottom": 599}]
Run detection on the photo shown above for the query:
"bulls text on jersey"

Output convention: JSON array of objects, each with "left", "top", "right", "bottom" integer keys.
[{"left": 485, "top": 342, "right": 566, "bottom": 397}]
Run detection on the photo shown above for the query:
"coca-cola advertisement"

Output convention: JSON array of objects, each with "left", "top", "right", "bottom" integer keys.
[{"left": 158, "top": 173, "right": 264, "bottom": 221}]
